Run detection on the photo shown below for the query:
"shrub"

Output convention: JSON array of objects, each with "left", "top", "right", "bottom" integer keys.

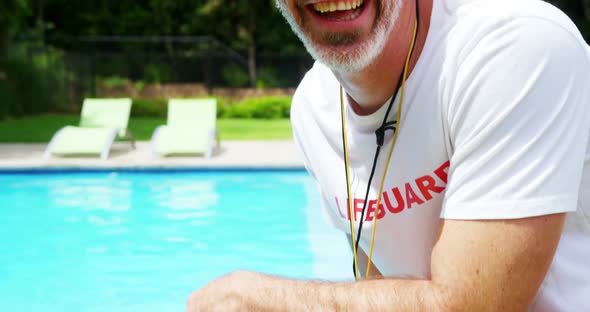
[
  {"left": 134, "top": 80, "right": 146, "bottom": 93},
  {"left": 224, "top": 101, "right": 253, "bottom": 118},
  {"left": 214, "top": 96, "right": 232, "bottom": 118},
  {"left": 225, "top": 96, "right": 292, "bottom": 119},
  {"left": 131, "top": 98, "right": 167, "bottom": 117},
  {"left": 101, "top": 75, "right": 128, "bottom": 89}
]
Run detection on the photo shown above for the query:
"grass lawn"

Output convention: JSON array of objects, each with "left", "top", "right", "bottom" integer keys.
[{"left": 0, "top": 114, "right": 293, "bottom": 143}]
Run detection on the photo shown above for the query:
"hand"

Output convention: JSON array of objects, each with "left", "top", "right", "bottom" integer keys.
[{"left": 186, "top": 271, "right": 257, "bottom": 312}]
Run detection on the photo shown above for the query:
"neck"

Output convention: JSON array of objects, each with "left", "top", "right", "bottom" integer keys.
[{"left": 333, "top": 0, "right": 433, "bottom": 116}]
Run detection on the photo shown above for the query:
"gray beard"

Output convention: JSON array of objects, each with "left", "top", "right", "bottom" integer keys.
[{"left": 275, "top": 0, "right": 400, "bottom": 72}]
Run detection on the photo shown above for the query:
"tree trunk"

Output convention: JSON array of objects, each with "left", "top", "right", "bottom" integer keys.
[
  {"left": 247, "top": 5, "right": 257, "bottom": 87},
  {"left": 248, "top": 45, "right": 256, "bottom": 87},
  {"left": 36, "top": 0, "right": 45, "bottom": 42},
  {"left": 37, "top": 0, "right": 44, "bottom": 24},
  {"left": 583, "top": 0, "right": 590, "bottom": 21}
]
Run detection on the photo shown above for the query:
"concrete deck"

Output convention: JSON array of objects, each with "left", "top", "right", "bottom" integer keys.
[{"left": 0, "top": 140, "right": 304, "bottom": 170}]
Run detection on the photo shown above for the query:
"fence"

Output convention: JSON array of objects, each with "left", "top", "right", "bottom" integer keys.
[{"left": 8, "top": 36, "right": 313, "bottom": 113}]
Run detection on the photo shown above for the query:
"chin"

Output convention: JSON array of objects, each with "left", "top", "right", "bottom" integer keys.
[
  {"left": 276, "top": 0, "right": 401, "bottom": 72},
  {"left": 304, "top": 29, "right": 389, "bottom": 72}
]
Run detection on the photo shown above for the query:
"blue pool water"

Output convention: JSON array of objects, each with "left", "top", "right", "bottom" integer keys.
[{"left": 0, "top": 170, "right": 351, "bottom": 311}]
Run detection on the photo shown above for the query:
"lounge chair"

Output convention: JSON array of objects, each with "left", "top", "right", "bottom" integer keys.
[
  {"left": 151, "top": 98, "right": 219, "bottom": 158},
  {"left": 44, "top": 98, "right": 134, "bottom": 160}
]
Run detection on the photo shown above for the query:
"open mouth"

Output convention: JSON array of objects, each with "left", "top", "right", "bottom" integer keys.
[{"left": 308, "top": 0, "right": 367, "bottom": 21}]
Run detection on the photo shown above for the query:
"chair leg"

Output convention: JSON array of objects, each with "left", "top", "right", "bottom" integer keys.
[
  {"left": 206, "top": 128, "right": 218, "bottom": 159},
  {"left": 150, "top": 126, "right": 163, "bottom": 158},
  {"left": 125, "top": 131, "right": 136, "bottom": 149},
  {"left": 44, "top": 127, "right": 67, "bottom": 159},
  {"left": 215, "top": 128, "right": 221, "bottom": 155},
  {"left": 101, "top": 129, "right": 119, "bottom": 160}
]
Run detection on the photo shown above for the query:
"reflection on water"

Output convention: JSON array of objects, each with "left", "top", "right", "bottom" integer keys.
[
  {"left": 48, "top": 175, "right": 132, "bottom": 213},
  {"left": 42, "top": 174, "right": 221, "bottom": 233},
  {"left": 147, "top": 179, "right": 219, "bottom": 220},
  {"left": 0, "top": 171, "right": 323, "bottom": 312},
  {"left": 149, "top": 179, "right": 219, "bottom": 210}
]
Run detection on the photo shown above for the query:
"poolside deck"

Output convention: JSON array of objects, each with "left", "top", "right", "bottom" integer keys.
[{"left": 0, "top": 140, "right": 304, "bottom": 170}]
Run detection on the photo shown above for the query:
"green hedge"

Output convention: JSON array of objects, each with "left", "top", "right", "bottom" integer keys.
[
  {"left": 130, "top": 96, "right": 292, "bottom": 119},
  {"left": 130, "top": 98, "right": 167, "bottom": 117},
  {"left": 224, "top": 96, "right": 291, "bottom": 119}
]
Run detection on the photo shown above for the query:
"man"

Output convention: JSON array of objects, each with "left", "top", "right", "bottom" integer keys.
[{"left": 188, "top": 0, "right": 590, "bottom": 310}]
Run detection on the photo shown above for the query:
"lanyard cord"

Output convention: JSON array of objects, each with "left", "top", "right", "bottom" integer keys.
[{"left": 340, "top": 1, "right": 420, "bottom": 280}]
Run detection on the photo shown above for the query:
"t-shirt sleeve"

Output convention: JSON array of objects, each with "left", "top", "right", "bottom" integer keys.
[{"left": 440, "top": 18, "right": 590, "bottom": 220}]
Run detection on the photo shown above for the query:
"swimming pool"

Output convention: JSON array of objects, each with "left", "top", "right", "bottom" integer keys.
[{"left": 0, "top": 170, "right": 351, "bottom": 311}]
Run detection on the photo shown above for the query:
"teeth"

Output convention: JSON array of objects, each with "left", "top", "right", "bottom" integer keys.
[{"left": 313, "top": 0, "right": 363, "bottom": 13}]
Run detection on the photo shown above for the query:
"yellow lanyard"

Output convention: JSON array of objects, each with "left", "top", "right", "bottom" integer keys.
[{"left": 340, "top": 18, "right": 418, "bottom": 280}]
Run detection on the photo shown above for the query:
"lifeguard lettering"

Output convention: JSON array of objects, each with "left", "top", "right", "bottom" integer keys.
[
  {"left": 335, "top": 161, "right": 450, "bottom": 221},
  {"left": 405, "top": 182, "right": 424, "bottom": 208},
  {"left": 416, "top": 175, "right": 446, "bottom": 200},
  {"left": 366, "top": 199, "right": 386, "bottom": 222},
  {"left": 383, "top": 188, "right": 404, "bottom": 213}
]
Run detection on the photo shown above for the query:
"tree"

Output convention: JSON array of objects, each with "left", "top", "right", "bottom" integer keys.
[
  {"left": 0, "top": 0, "right": 31, "bottom": 55},
  {"left": 198, "top": 0, "right": 269, "bottom": 86}
]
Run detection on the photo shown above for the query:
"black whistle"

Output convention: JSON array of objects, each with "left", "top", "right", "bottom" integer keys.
[{"left": 375, "top": 121, "right": 397, "bottom": 147}]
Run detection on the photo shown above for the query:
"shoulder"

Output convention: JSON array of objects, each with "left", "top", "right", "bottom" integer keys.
[
  {"left": 438, "top": 0, "right": 590, "bottom": 107},
  {"left": 443, "top": 0, "right": 580, "bottom": 23},
  {"left": 291, "top": 61, "right": 340, "bottom": 132},
  {"left": 433, "top": 0, "right": 590, "bottom": 106},
  {"left": 436, "top": 0, "right": 590, "bottom": 162},
  {"left": 291, "top": 61, "right": 338, "bottom": 107},
  {"left": 441, "top": 0, "right": 588, "bottom": 47},
  {"left": 290, "top": 62, "right": 341, "bottom": 176}
]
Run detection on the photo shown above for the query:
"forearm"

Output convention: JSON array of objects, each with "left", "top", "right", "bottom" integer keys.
[
  {"left": 241, "top": 273, "right": 442, "bottom": 311},
  {"left": 189, "top": 216, "right": 564, "bottom": 311}
]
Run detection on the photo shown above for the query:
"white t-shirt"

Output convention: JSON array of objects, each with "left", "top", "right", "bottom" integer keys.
[{"left": 290, "top": 0, "right": 590, "bottom": 310}]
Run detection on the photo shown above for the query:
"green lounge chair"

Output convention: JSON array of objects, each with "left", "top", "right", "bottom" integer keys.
[
  {"left": 151, "top": 98, "right": 219, "bottom": 158},
  {"left": 45, "top": 98, "right": 134, "bottom": 160}
]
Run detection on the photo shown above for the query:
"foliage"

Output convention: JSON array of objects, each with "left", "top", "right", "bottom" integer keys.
[
  {"left": 223, "top": 96, "right": 291, "bottom": 119},
  {"left": 0, "top": 0, "right": 31, "bottom": 54},
  {"left": 101, "top": 75, "right": 128, "bottom": 89},
  {"left": 134, "top": 80, "right": 146, "bottom": 92},
  {"left": 216, "top": 118, "right": 292, "bottom": 140},
  {"left": 130, "top": 98, "right": 167, "bottom": 117},
  {"left": 222, "top": 63, "right": 250, "bottom": 88},
  {"left": 37, "top": 0, "right": 306, "bottom": 85},
  {"left": 39, "top": 0, "right": 303, "bottom": 51},
  {"left": 256, "top": 66, "right": 285, "bottom": 88},
  {"left": 0, "top": 46, "right": 68, "bottom": 120},
  {"left": 143, "top": 63, "right": 172, "bottom": 84}
]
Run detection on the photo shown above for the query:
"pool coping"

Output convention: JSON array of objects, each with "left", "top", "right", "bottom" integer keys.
[
  {"left": 0, "top": 166, "right": 306, "bottom": 173},
  {"left": 0, "top": 140, "right": 306, "bottom": 171}
]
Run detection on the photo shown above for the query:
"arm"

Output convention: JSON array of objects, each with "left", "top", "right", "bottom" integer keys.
[{"left": 187, "top": 213, "right": 565, "bottom": 311}]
